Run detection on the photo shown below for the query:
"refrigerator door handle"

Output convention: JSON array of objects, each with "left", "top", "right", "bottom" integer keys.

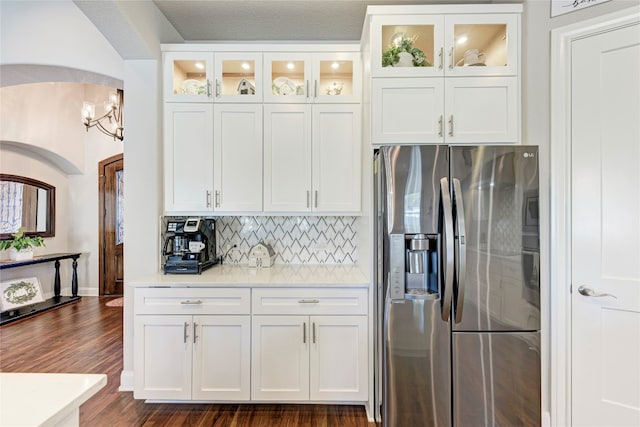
[
  {"left": 440, "top": 177, "right": 454, "bottom": 322},
  {"left": 452, "top": 178, "right": 467, "bottom": 324}
]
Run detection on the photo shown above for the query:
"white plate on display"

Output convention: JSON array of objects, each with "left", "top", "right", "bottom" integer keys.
[
  {"left": 272, "top": 77, "right": 298, "bottom": 96},
  {"left": 181, "top": 79, "right": 206, "bottom": 95}
]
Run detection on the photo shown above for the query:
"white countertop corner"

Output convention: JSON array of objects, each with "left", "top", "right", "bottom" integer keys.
[{"left": 0, "top": 373, "right": 107, "bottom": 427}]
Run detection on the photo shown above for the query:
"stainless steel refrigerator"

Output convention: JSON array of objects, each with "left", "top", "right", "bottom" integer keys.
[{"left": 374, "top": 145, "right": 541, "bottom": 426}]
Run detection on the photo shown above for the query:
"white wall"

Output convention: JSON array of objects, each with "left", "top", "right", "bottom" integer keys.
[{"left": 0, "top": 0, "right": 123, "bottom": 79}]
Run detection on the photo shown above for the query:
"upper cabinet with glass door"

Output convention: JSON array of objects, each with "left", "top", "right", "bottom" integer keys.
[
  {"left": 371, "top": 12, "right": 518, "bottom": 77},
  {"left": 164, "top": 52, "right": 214, "bottom": 102},
  {"left": 214, "top": 53, "right": 263, "bottom": 103},
  {"left": 264, "top": 52, "right": 361, "bottom": 103}
]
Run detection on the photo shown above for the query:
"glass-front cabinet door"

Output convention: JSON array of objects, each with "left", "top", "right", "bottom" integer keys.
[
  {"left": 444, "top": 14, "right": 518, "bottom": 77},
  {"left": 163, "top": 52, "right": 214, "bottom": 102},
  {"left": 264, "top": 53, "right": 311, "bottom": 103},
  {"left": 264, "top": 52, "right": 360, "bottom": 103},
  {"left": 371, "top": 15, "right": 445, "bottom": 77},
  {"left": 214, "top": 53, "right": 263, "bottom": 102},
  {"left": 371, "top": 13, "right": 518, "bottom": 77},
  {"left": 313, "top": 52, "right": 361, "bottom": 103}
]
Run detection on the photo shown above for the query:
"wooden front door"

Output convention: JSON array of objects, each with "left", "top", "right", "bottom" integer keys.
[{"left": 99, "top": 154, "right": 124, "bottom": 296}]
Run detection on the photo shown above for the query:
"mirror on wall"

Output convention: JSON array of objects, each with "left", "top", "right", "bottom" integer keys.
[{"left": 0, "top": 174, "right": 55, "bottom": 239}]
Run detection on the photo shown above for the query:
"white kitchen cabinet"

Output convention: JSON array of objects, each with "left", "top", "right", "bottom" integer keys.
[
  {"left": 251, "top": 288, "right": 368, "bottom": 402},
  {"left": 134, "top": 288, "right": 251, "bottom": 401},
  {"left": 263, "top": 52, "right": 361, "bottom": 103},
  {"left": 164, "top": 52, "right": 214, "bottom": 102},
  {"left": 164, "top": 103, "right": 263, "bottom": 214},
  {"left": 164, "top": 52, "right": 263, "bottom": 103},
  {"left": 370, "top": 11, "right": 519, "bottom": 78},
  {"left": 263, "top": 104, "right": 361, "bottom": 213},
  {"left": 372, "top": 76, "right": 518, "bottom": 144},
  {"left": 214, "top": 52, "right": 263, "bottom": 103},
  {"left": 213, "top": 104, "right": 263, "bottom": 212},
  {"left": 164, "top": 103, "right": 214, "bottom": 212}
]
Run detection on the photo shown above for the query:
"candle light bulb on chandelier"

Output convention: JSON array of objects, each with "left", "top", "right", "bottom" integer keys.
[{"left": 82, "top": 88, "right": 124, "bottom": 141}]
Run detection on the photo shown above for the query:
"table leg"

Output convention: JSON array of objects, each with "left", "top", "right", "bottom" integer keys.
[
  {"left": 72, "top": 257, "right": 79, "bottom": 297},
  {"left": 54, "top": 260, "right": 61, "bottom": 298}
]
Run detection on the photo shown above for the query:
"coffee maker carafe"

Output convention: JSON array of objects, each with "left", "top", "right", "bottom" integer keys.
[{"left": 162, "top": 218, "right": 218, "bottom": 274}]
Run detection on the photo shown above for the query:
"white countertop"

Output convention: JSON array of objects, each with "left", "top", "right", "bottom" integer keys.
[
  {"left": 131, "top": 264, "right": 369, "bottom": 287},
  {"left": 0, "top": 373, "right": 107, "bottom": 427}
]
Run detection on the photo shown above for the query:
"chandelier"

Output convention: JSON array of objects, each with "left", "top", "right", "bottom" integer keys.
[{"left": 81, "top": 88, "right": 124, "bottom": 141}]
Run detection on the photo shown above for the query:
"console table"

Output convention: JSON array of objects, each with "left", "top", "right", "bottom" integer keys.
[{"left": 0, "top": 253, "right": 81, "bottom": 325}]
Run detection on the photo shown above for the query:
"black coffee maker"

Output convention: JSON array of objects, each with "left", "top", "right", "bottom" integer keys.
[{"left": 163, "top": 218, "right": 217, "bottom": 274}]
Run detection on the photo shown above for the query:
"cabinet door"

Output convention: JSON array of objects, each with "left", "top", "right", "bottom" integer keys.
[
  {"left": 263, "top": 104, "right": 312, "bottom": 212},
  {"left": 214, "top": 52, "right": 262, "bottom": 103},
  {"left": 263, "top": 53, "right": 311, "bottom": 103},
  {"left": 371, "top": 14, "right": 445, "bottom": 78},
  {"left": 164, "top": 103, "right": 214, "bottom": 213},
  {"left": 164, "top": 52, "right": 214, "bottom": 102},
  {"left": 251, "top": 315, "right": 310, "bottom": 400},
  {"left": 213, "top": 104, "right": 263, "bottom": 212},
  {"left": 309, "top": 316, "right": 368, "bottom": 401},
  {"left": 134, "top": 315, "right": 192, "bottom": 400},
  {"left": 312, "top": 52, "right": 362, "bottom": 103},
  {"left": 444, "top": 14, "right": 519, "bottom": 77},
  {"left": 312, "top": 104, "right": 362, "bottom": 212},
  {"left": 372, "top": 78, "right": 445, "bottom": 144},
  {"left": 192, "top": 315, "right": 251, "bottom": 401},
  {"left": 444, "top": 76, "right": 519, "bottom": 144}
]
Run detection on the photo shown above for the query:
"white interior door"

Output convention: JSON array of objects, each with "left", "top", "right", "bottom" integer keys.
[{"left": 571, "top": 23, "right": 640, "bottom": 426}]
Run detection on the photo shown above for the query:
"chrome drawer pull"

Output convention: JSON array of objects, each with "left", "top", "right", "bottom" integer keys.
[
  {"left": 298, "top": 299, "right": 320, "bottom": 304},
  {"left": 180, "top": 300, "right": 203, "bottom": 305}
]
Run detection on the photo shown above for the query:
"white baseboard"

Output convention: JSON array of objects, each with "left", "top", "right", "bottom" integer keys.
[{"left": 119, "top": 369, "right": 134, "bottom": 392}]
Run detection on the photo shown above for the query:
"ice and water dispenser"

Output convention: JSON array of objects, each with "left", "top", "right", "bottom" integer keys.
[{"left": 388, "top": 233, "right": 439, "bottom": 300}]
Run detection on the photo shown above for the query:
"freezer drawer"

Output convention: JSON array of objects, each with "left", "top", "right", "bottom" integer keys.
[{"left": 453, "top": 331, "right": 541, "bottom": 426}]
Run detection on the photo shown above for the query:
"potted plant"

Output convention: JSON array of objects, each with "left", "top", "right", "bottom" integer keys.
[
  {"left": 0, "top": 227, "right": 45, "bottom": 261},
  {"left": 382, "top": 35, "right": 431, "bottom": 68}
]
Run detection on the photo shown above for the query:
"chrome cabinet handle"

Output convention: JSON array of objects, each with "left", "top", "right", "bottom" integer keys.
[
  {"left": 215, "top": 190, "right": 220, "bottom": 208},
  {"left": 578, "top": 285, "right": 617, "bottom": 299},
  {"left": 306, "top": 190, "right": 310, "bottom": 208},
  {"left": 298, "top": 299, "right": 320, "bottom": 304},
  {"left": 449, "top": 47, "right": 454, "bottom": 70},
  {"left": 438, "top": 47, "right": 444, "bottom": 70},
  {"left": 448, "top": 116, "right": 454, "bottom": 137},
  {"left": 314, "top": 190, "right": 318, "bottom": 208},
  {"left": 306, "top": 80, "right": 310, "bottom": 99},
  {"left": 215, "top": 79, "right": 221, "bottom": 97},
  {"left": 314, "top": 80, "right": 318, "bottom": 98},
  {"left": 193, "top": 322, "right": 198, "bottom": 343},
  {"left": 183, "top": 321, "right": 189, "bottom": 344},
  {"left": 206, "top": 190, "right": 212, "bottom": 207},
  {"left": 303, "top": 322, "right": 307, "bottom": 344},
  {"left": 438, "top": 115, "right": 443, "bottom": 137},
  {"left": 181, "top": 300, "right": 203, "bottom": 305},
  {"left": 312, "top": 322, "right": 316, "bottom": 344},
  {"left": 206, "top": 80, "right": 212, "bottom": 98}
]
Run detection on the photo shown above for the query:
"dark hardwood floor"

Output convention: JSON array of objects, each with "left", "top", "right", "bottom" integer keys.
[{"left": 0, "top": 297, "right": 373, "bottom": 426}]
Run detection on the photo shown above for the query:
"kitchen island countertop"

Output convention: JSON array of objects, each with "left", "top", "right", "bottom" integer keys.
[{"left": 131, "top": 264, "right": 369, "bottom": 287}]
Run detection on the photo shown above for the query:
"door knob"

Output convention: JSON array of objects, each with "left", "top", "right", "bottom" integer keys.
[{"left": 577, "top": 285, "right": 617, "bottom": 299}]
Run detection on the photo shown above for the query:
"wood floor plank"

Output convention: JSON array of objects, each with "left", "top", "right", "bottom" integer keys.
[{"left": 0, "top": 297, "right": 373, "bottom": 426}]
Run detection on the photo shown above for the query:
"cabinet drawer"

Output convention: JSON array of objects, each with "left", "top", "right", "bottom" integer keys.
[
  {"left": 252, "top": 288, "right": 367, "bottom": 315},
  {"left": 135, "top": 288, "right": 251, "bottom": 315}
]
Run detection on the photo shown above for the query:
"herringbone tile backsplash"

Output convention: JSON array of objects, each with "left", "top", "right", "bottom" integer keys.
[{"left": 163, "top": 216, "right": 358, "bottom": 265}]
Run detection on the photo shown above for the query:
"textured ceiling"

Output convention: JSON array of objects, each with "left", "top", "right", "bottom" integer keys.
[{"left": 151, "top": 0, "right": 518, "bottom": 42}]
